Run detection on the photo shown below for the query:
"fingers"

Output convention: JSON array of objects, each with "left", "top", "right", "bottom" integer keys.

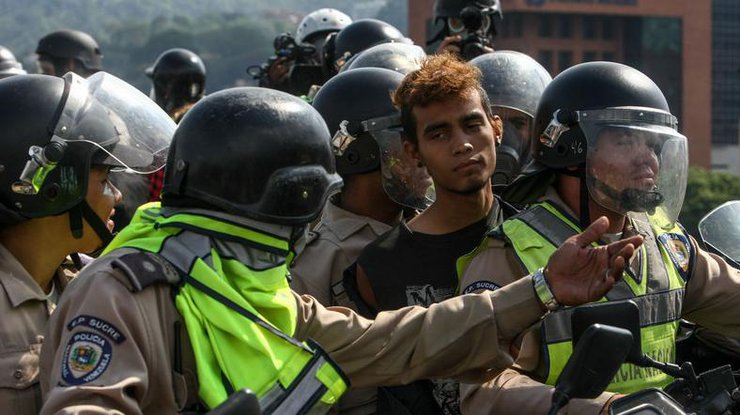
[
  {"left": 605, "top": 234, "right": 643, "bottom": 256},
  {"left": 573, "top": 216, "right": 609, "bottom": 248}
]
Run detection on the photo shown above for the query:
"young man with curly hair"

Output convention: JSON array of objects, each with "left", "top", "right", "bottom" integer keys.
[{"left": 350, "top": 53, "right": 505, "bottom": 414}]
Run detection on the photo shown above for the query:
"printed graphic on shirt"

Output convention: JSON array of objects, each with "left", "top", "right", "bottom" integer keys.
[
  {"left": 405, "top": 284, "right": 455, "bottom": 307},
  {"left": 405, "top": 284, "right": 460, "bottom": 414},
  {"left": 67, "top": 314, "right": 127, "bottom": 344},
  {"left": 462, "top": 280, "right": 501, "bottom": 294},
  {"left": 658, "top": 232, "right": 691, "bottom": 281},
  {"left": 62, "top": 331, "right": 113, "bottom": 385}
]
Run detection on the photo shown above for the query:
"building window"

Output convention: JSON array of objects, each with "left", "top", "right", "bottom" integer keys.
[
  {"left": 603, "top": 17, "right": 615, "bottom": 40},
  {"left": 558, "top": 51, "right": 573, "bottom": 72},
  {"left": 558, "top": 15, "right": 573, "bottom": 38},
  {"left": 583, "top": 51, "right": 598, "bottom": 62},
  {"left": 602, "top": 51, "right": 615, "bottom": 61},
  {"left": 512, "top": 14, "right": 524, "bottom": 37},
  {"left": 538, "top": 14, "right": 553, "bottom": 38},
  {"left": 582, "top": 16, "right": 597, "bottom": 39},
  {"left": 538, "top": 50, "right": 553, "bottom": 73}
]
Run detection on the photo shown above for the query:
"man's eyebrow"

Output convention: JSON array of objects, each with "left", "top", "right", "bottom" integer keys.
[{"left": 462, "top": 111, "right": 486, "bottom": 122}]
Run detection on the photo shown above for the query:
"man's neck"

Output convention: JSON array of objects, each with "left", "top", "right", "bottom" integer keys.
[
  {"left": 0, "top": 219, "right": 69, "bottom": 293},
  {"left": 338, "top": 172, "right": 403, "bottom": 225},
  {"left": 409, "top": 184, "right": 493, "bottom": 234},
  {"left": 557, "top": 175, "right": 626, "bottom": 233}
]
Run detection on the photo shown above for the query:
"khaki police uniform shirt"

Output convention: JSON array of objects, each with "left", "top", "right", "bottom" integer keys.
[
  {"left": 459, "top": 188, "right": 740, "bottom": 415},
  {"left": 291, "top": 200, "right": 396, "bottom": 415},
  {"left": 0, "top": 243, "right": 73, "bottom": 415},
  {"left": 40, "top": 247, "right": 545, "bottom": 415},
  {"left": 291, "top": 200, "right": 395, "bottom": 307}
]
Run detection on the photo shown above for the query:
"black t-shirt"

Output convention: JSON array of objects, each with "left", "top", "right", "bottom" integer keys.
[{"left": 358, "top": 210, "right": 495, "bottom": 311}]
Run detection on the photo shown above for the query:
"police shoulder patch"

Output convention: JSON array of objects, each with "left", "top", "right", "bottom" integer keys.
[
  {"left": 462, "top": 280, "right": 501, "bottom": 294},
  {"left": 62, "top": 331, "right": 113, "bottom": 385},
  {"left": 658, "top": 232, "right": 691, "bottom": 281},
  {"left": 67, "top": 315, "right": 126, "bottom": 344}
]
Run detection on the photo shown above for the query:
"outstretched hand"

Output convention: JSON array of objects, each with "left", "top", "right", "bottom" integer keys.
[{"left": 545, "top": 216, "right": 643, "bottom": 306}]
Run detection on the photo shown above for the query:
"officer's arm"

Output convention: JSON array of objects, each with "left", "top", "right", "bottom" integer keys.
[
  {"left": 682, "top": 236, "right": 740, "bottom": 337},
  {"left": 293, "top": 274, "right": 542, "bottom": 387},
  {"left": 461, "top": 369, "right": 616, "bottom": 415},
  {"left": 40, "top": 267, "right": 167, "bottom": 414}
]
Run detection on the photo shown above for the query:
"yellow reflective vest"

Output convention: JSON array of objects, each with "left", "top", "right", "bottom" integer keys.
[
  {"left": 105, "top": 204, "right": 348, "bottom": 412},
  {"left": 497, "top": 201, "right": 688, "bottom": 394}
]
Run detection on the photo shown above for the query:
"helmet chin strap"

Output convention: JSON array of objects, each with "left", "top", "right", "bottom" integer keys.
[
  {"left": 587, "top": 176, "right": 664, "bottom": 215},
  {"left": 68, "top": 200, "right": 114, "bottom": 250}
]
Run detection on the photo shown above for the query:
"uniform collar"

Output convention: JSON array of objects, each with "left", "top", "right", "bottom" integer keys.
[
  {"left": 320, "top": 200, "right": 397, "bottom": 241},
  {"left": 0, "top": 242, "right": 72, "bottom": 308}
]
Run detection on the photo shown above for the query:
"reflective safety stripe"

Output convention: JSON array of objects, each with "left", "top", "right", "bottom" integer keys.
[
  {"left": 542, "top": 289, "right": 685, "bottom": 343},
  {"left": 499, "top": 201, "right": 687, "bottom": 394}
]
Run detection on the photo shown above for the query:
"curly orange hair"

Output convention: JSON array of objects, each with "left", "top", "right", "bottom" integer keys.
[{"left": 392, "top": 53, "right": 492, "bottom": 145}]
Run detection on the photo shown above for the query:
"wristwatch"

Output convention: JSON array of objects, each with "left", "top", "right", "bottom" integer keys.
[{"left": 533, "top": 267, "right": 561, "bottom": 312}]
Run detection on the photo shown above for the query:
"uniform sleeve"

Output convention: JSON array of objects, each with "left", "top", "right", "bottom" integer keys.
[
  {"left": 458, "top": 241, "right": 615, "bottom": 415},
  {"left": 460, "top": 369, "right": 614, "bottom": 415},
  {"left": 40, "top": 267, "right": 170, "bottom": 415},
  {"left": 290, "top": 238, "right": 346, "bottom": 306},
  {"left": 293, "top": 274, "right": 544, "bottom": 388},
  {"left": 682, "top": 237, "right": 740, "bottom": 338}
]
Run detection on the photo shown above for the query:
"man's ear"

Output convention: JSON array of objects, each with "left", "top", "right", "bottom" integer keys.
[
  {"left": 402, "top": 138, "right": 422, "bottom": 167},
  {"left": 490, "top": 115, "right": 503, "bottom": 146}
]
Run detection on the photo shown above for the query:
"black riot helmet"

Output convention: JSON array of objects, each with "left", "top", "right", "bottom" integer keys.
[
  {"left": 434, "top": 0, "right": 502, "bottom": 18},
  {"left": 0, "top": 46, "right": 26, "bottom": 79},
  {"left": 342, "top": 42, "right": 426, "bottom": 75},
  {"left": 327, "top": 19, "right": 410, "bottom": 74},
  {"left": 162, "top": 87, "right": 342, "bottom": 225},
  {"left": 0, "top": 73, "right": 174, "bottom": 243},
  {"left": 146, "top": 48, "right": 206, "bottom": 117},
  {"left": 509, "top": 61, "right": 688, "bottom": 228},
  {"left": 36, "top": 29, "right": 103, "bottom": 74},
  {"left": 312, "top": 68, "right": 433, "bottom": 209},
  {"left": 471, "top": 50, "right": 551, "bottom": 186}
]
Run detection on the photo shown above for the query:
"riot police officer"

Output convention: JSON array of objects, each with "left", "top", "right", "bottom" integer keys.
[
  {"left": 0, "top": 72, "right": 173, "bottom": 415},
  {"left": 36, "top": 29, "right": 103, "bottom": 77},
  {"left": 470, "top": 50, "right": 552, "bottom": 186},
  {"left": 326, "top": 19, "right": 411, "bottom": 76},
  {"left": 459, "top": 61, "right": 740, "bottom": 415},
  {"left": 146, "top": 48, "right": 206, "bottom": 122},
  {"left": 430, "top": 0, "right": 502, "bottom": 60},
  {"left": 40, "top": 86, "right": 637, "bottom": 414},
  {"left": 0, "top": 45, "right": 27, "bottom": 79}
]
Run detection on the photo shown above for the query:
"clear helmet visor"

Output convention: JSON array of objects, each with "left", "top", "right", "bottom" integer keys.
[
  {"left": 363, "top": 115, "right": 435, "bottom": 210},
  {"left": 493, "top": 107, "right": 533, "bottom": 186},
  {"left": 698, "top": 201, "right": 740, "bottom": 265},
  {"left": 54, "top": 72, "right": 175, "bottom": 174},
  {"left": 581, "top": 108, "right": 688, "bottom": 228}
]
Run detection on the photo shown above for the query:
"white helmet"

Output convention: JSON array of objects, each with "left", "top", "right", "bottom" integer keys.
[{"left": 295, "top": 8, "right": 352, "bottom": 44}]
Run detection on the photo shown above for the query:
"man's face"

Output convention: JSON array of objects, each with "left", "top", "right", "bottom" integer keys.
[
  {"left": 588, "top": 127, "right": 661, "bottom": 193},
  {"left": 78, "top": 166, "right": 122, "bottom": 253},
  {"left": 36, "top": 57, "right": 57, "bottom": 76},
  {"left": 408, "top": 88, "right": 500, "bottom": 195}
]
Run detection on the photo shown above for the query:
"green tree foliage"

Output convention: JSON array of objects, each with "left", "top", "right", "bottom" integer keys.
[
  {"left": 678, "top": 167, "right": 740, "bottom": 239},
  {"left": 0, "top": 0, "right": 368, "bottom": 93}
]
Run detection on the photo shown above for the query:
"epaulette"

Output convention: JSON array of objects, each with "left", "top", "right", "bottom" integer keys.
[{"left": 111, "top": 251, "right": 182, "bottom": 293}]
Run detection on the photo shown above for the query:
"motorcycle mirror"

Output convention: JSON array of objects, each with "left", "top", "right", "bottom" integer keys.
[
  {"left": 548, "top": 324, "right": 633, "bottom": 415},
  {"left": 572, "top": 300, "right": 644, "bottom": 365},
  {"left": 698, "top": 200, "right": 740, "bottom": 269},
  {"left": 206, "top": 388, "right": 261, "bottom": 415}
]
